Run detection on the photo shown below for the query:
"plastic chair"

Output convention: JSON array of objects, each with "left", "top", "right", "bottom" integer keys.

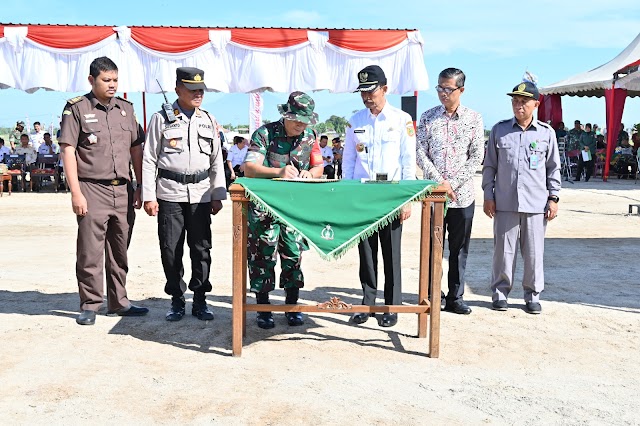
[
  {"left": 30, "top": 154, "right": 60, "bottom": 192},
  {"left": 4, "top": 154, "right": 27, "bottom": 192}
]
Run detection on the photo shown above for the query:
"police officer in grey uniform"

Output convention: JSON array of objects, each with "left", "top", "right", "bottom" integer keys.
[
  {"left": 482, "top": 81, "right": 560, "bottom": 314},
  {"left": 142, "top": 67, "right": 226, "bottom": 322},
  {"left": 59, "top": 56, "right": 148, "bottom": 326}
]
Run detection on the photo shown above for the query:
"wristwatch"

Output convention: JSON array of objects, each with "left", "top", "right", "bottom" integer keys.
[{"left": 548, "top": 195, "right": 559, "bottom": 203}]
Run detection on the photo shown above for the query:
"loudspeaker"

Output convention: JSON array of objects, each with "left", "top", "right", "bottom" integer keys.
[{"left": 401, "top": 96, "right": 417, "bottom": 121}]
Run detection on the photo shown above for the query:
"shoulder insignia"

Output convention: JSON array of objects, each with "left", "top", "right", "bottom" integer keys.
[
  {"left": 66, "top": 96, "right": 84, "bottom": 105},
  {"left": 538, "top": 120, "right": 553, "bottom": 129},
  {"left": 115, "top": 96, "right": 132, "bottom": 104}
]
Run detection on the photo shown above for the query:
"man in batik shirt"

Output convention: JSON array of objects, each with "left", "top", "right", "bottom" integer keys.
[{"left": 417, "top": 67, "right": 484, "bottom": 315}]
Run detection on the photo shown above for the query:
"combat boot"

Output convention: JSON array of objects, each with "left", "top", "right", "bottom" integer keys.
[
  {"left": 284, "top": 287, "right": 304, "bottom": 326},
  {"left": 192, "top": 291, "right": 214, "bottom": 321},
  {"left": 166, "top": 296, "right": 185, "bottom": 322},
  {"left": 255, "top": 291, "right": 274, "bottom": 329}
]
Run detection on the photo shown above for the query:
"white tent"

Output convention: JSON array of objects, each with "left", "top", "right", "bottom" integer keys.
[
  {"left": 615, "top": 68, "right": 640, "bottom": 91},
  {"left": 540, "top": 33, "right": 640, "bottom": 98}
]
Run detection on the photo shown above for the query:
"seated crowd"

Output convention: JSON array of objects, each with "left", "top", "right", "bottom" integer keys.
[
  {"left": 555, "top": 120, "right": 639, "bottom": 180},
  {"left": 1, "top": 120, "right": 65, "bottom": 191}
]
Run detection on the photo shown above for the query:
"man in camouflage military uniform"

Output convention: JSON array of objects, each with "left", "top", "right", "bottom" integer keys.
[
  {"left": 243, "top": 91, "right": 323, "bottom": 329},
  {"left": 8, "top": 121, "right": 25, "bottom": 151},
  {"left": 568, "top": 120, "right": 583, "bottom": 151}
]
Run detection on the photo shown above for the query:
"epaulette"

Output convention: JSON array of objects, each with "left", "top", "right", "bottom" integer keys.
[
  {"left": 66, "top": 96, "right": 84, "bottom": 105},
  {"left": 115, "top": 96, "right": 133, "bottom": 104},
  {"left": 537, "top": 120, "right": 553, "bottom": 130}
]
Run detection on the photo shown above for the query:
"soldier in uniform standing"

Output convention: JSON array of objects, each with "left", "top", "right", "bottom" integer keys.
[
  {"left": 342, "top": 65, "right": 417, "bottom": 328},
  {"left": 482, "top": 81, "right": 560, "bottom": 315},
  {"left": 8, "top": 121, "right": 25, "bottom": 152},
  {"left": 59, "top": 56, "right": 148, "bottom": 326},
  {"left": 243, "top": 91, "right": 324, "bottom": 329},
  {"left": 142, "top": 67, "right": 226, "bottom": 322}
]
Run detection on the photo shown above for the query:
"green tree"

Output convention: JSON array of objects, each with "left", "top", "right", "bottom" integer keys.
[
  {"left": 313, "top": 122, "right": 327, "bottom": 134},
  {"left": 325, "top": 115, "right": 348, "bottom": 135}
]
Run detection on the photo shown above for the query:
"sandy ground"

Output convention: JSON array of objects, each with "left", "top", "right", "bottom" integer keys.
[{"left": 0, "top": 175, "right": 639, "bottom": 425}]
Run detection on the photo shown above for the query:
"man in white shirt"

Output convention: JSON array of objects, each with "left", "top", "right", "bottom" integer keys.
[
  {"left": 342, "top": 65, "right": 417, "bottom": 328},
  {"left": 29, "top": 121, "right": 46, "bottom": 152},
  {"left": 227, "top": 136, "right": 248, "bottom": 181},
  {"left": 37, "top": 132, "right": 60, "bottom": 155},
  {"left": 0, "top": 138, "right": 11, "bottom": 162},
  {"left": 319, "top": 135, "right": 335, "bottom": 178}
]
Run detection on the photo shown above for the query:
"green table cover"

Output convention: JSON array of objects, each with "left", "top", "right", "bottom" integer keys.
[{"left": 235, "top": 178, "right": 440, "bottom": 260}]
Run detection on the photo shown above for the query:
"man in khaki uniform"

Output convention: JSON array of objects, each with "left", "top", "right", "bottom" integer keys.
[
  {"left": 142, "top": 67, "right": 226, "bottom": 322},
  {"left": 59, "top": 56, "right": 148, "bottom": 326}
]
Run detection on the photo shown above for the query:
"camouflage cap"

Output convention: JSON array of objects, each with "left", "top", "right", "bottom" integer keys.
[
  {"left": 277, "top": 91, "right": 319, "bottom": 125},
  {"left": 16, "top": 121, "right": 25, "bottom": 127}
]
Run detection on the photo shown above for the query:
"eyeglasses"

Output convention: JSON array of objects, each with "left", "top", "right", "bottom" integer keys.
[{"left": 435, "top": 85, "right": 461, "bottom": 95}]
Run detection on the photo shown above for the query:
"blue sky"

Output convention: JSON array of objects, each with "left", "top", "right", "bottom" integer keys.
[{"left": 2, "top": 0, "right": 640, "bottom": 132}]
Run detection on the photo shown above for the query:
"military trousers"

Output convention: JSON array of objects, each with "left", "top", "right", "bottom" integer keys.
[
  {"left": 491, "top": 211, "right": 546, "bottom": 303},
  {"left": 76, "top": 181, "right": 135, "bottom": 312},
  {"left": 157, "top": 199, "right": 212, "bottom": 298},
  {"left": 247, "top": 202, "right": 308, "bottom": 293},
  {"left": 358, "top": 218, "right": 403, "bottom": 306}
]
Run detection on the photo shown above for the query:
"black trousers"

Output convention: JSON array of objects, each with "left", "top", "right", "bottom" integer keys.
[
  {"left": 158, "top": 199, "right": 212, "bottom": 298},
  {"left": 442, "top": 202, "right": 475, "bottom": 302},
  {"left": 323, "top": 165, "right": 335, "bottom": 179},
  {"left": 357, "top": 218, "right": 403, "bottom": 305},
  {"left": 335, "top": 162, "right": 342, "bottom": 179},
  {"left": 576, "top": 158, "right": 594, "bottom": 181}
]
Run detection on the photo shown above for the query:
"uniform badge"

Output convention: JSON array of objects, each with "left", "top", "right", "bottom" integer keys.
[
  {"left": 359, "top": 72, "right": 368, "bottom": 83},
  {"left": 406, "top": 124, "right": 415, "bottom": 137},
  {"left": 530, "top": 141, "right": 538, "bottom": 149},
  {"left": 174, "top": 109, "right": 180, "bottom": 116},
  {"left": 518, "top": 83, "right": 526, "bottom": 92},
  {"left": 356, "top": 143, "right": 365, "bottom": 153},
  {"left": 121, "top": 110, "right": 127, "bottom": 117},
  {"left": 169, "top": 139, "right": 177, "bottom": 147},
  {"left": 63, "top": 110, "right": 71, "bottom": 115},
  {"left": 194, "top": 74, "right": 202, "bottom": 82},
  {"left": 87, "top": 134, "right": 98, "bottom": 144}
]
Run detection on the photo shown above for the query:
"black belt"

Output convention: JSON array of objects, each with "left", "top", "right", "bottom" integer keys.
[
  {"left": 158, "top": 168, "right": 209, "bottom": 184},
  {"left": 79, "top": 177, "right": 128, "bottom": 186}
]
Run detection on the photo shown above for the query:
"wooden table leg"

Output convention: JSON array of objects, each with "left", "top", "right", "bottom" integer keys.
[
  {"left": 242, "top": 205, "right": 248, "bottom": 338},
  {"left": 232, "top": 200, "right": 244, "bottom": 357},
  {"left": 417, "top": 200, "right": 432, "bottom": 338},
  {"left": 429, "top": 201, "right": 444, "bottom": 358}
]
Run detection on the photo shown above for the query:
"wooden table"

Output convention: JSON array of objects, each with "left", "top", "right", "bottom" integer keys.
[
  {"left": 0, "top": 173, "right": 11, "bottom": 196},
  {"left": 229, "top": 182, "right": 446, "bottom": 357}
]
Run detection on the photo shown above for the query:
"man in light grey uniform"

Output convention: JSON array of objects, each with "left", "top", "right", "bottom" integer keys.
[
  {"left": 143, "top": 67, "right": 227, "bottom": 322},
  {"left": 482, "top": 81, "right": 560, "bottom": 314}
]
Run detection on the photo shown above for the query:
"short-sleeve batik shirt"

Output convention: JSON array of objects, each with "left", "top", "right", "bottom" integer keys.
[{"left": 245, "top": 119, "right": 322, "bottom": 170}]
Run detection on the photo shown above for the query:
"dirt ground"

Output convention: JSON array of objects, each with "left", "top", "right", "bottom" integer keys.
[{"left": 0, "top": 175, "right": 639, "bottom": 425}]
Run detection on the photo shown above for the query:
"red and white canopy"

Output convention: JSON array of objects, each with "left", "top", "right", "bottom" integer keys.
[{"left": 0, "top": 24, "right": 429, "bottom": 94}]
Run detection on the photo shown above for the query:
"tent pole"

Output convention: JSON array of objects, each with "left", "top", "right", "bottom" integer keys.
[
  {"left": 603, "top": 84, "right": 614, "bottom": 182},
  {"left": 413, "top": 91, "right": 418, "bottom": 130},
  {"left": 142, "top": 92, "right": 147, "bottom": 133}
]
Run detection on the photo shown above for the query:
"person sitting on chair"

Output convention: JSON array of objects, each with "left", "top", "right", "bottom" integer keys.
[{"left": 227, "top": 136, "right": 248, "bottom": 182}]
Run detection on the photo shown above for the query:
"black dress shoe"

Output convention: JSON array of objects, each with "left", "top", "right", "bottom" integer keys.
[
  {"left": 492, "top": 300, "right": 508, "bottom": 311},
  {"left": 107, "top": 304, "right": 149, "bottom": 317},
  {"left": 350, "top": 312, "right": 373, "bottom": 325},
  {"left": 285, "top": 312, "right": 304, "bottom": 326},
  {"left": 166, "top": 297, "right": 185, "bottom": 322},
  {"left": 444, "top": 300, "right": 472, "bottom": 315},
  {"left": 192, "top": 304, "right": 214, "bottom": 321},
  {"left": 76, "top": 310, "right": 96, "bottom": 325},
  {"left": 380, "top": 313, "right": 398, "bottom": 328},
  {"left": 525, "top": 301, "right": 542, "bottom": 314},
  {"left": 256, "top": 311, "right": 275, "bottom": 329}
]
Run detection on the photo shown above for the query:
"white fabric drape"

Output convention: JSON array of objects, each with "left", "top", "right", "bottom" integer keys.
[{"left": 0, "top": 26, "right": 429, "bottom": 94}]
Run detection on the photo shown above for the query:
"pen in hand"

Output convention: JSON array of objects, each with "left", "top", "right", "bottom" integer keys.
[{"left": 289, "top": 158, "right": 300, "bottom": 178}]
